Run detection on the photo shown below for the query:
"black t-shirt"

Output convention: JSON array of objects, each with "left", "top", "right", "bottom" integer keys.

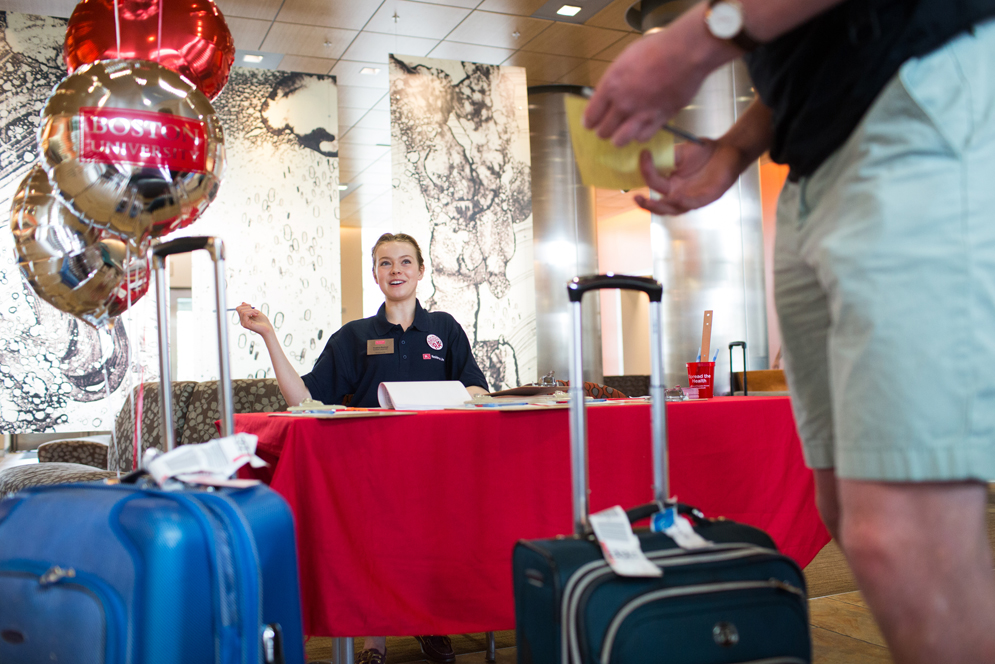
[
  {"left": 745, "top": 0, "right": 995, "bottom": 180},
  {"left": 301, "top": 300, "right": 489, "bottom": 407}
]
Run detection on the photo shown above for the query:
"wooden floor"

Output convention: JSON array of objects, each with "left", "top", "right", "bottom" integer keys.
[
  {"left": 307, "top": 499, "right": 995, "bottom": 664},
  {"left": 304, "top": 590, "right": 891, "bottom": 663}
]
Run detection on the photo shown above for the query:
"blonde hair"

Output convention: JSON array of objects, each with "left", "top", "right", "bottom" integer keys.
[{"left": 371, "top": 233, "right": 424, "bottom": 270}]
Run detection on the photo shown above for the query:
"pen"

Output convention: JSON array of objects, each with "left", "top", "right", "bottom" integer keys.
[
  {"left": 711, "top": 348, "right": 719, "bottom": 363},
  {"left": 696, "top": 347, "right": 701, "bottom": 362},
  {"left": 579, "top": 87, "right": 705, "bottom": 145}
]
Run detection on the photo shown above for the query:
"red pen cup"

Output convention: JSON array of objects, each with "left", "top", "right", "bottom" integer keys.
[{"left": 686, "top": 361, "right": 716, "bottom": 399}]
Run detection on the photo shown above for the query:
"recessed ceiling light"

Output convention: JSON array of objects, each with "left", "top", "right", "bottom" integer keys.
[
  {"left": 242, "top": 54, "right": 264, "bottom": 63},
  {"left": 338, "top": 184, "right": 349, "bottom": 190},
  {"left": 556, "top": 4, "right": 582, "bottom": 16},
  {"left": 360, "top": 67, "right": 380, "bottom": 75}
]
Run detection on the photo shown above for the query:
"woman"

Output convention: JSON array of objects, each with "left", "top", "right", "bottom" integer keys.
[{"left": 237, "top": 232, "right": 488, "bottom": 663}]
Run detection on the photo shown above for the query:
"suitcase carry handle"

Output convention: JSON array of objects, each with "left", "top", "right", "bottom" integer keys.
[
  {"left": 568, "top": 274, "right": 667, "bottom": 536},
  {"left": 625, "top": 501, "right": 707, "bottom": 526},
  {"left": 151, "top": 236, "right": 234, "bottom": 452},
  {"left": 152, "top": 236, "right": 215, "bottom": 259},
  {"left": 567, "top": 274, "right": 663, "bottom": 302}
]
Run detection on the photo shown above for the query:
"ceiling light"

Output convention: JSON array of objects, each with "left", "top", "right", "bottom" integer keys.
[
  {"left": 242, "top": 54, "right": 264, "bottom": 63},
  {"left": 338, "top": 184, "right": 349, "bottom": 190},
  {"left": 360, "top": 67, "right": 380, "bottom": 75},
  {"left": 556, "top": 4, "right": 582, "bottom": 16}
]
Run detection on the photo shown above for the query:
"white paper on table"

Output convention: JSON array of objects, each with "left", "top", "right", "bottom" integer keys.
[{"left": 377, "top": 381, "right": 471, "bottom": 410}]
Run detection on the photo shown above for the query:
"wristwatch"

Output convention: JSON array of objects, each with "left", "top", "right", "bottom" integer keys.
[{"left": 704, "top": 0, "right": 761, "bottom": 52}]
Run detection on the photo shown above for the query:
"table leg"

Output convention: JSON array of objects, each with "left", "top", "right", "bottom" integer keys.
[
  {"left": 486, "top": 631, "right": 496, "bottom": 662},
  {"left": 332, "top": 637, "right": 354, "bottom": 664}
]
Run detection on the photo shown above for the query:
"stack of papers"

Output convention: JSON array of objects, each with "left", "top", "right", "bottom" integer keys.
[{"left": 377, "top": 381, "right": 472, "bottom": 410}]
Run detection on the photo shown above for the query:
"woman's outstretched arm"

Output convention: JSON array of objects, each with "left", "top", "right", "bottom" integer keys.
[{"left": 235, "top": 302, "right": 311, "bottom": 407}]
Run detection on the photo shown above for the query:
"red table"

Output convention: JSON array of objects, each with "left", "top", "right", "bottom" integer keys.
[{"left": 236, "top": 396, "right": 830, "bottom": 637}]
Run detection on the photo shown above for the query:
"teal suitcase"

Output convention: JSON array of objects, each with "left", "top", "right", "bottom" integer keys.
[{"left": 512, "top": 275, "right": 811, "bottom": 664}]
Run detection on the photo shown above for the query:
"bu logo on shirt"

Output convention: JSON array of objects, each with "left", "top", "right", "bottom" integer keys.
[{"left": 426, "top": 334, "right": 443, "bottom": 350}]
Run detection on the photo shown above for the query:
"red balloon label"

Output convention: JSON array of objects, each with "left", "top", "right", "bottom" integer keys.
[{"left": 79, "top": 107, "right": 208, "bottom": 172}]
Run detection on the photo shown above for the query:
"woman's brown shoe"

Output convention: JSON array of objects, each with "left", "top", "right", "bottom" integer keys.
[{"left": 415, "top": 635, "right": 455, "bottom": 663}]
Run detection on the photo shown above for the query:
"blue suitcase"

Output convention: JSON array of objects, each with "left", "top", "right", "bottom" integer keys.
[
  {"left": 0, "top": 481, "right": 304, "bottom": 664},
  {"left": 512, "top": 276, "right": 811, "bottom": 664},
  {"left": 0, "top": 237, "right": 305, "bottom": 663}
]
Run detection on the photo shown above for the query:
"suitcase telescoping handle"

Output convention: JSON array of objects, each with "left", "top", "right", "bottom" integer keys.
[
  {"left": 150, "top": 236, "right": 235, "bottom": 452},
  {"left": 729, "top": 341, "right": 747, "bottom": 395},
  {"left": 567, "top": 275, "right": 667, "bottom": 536}
]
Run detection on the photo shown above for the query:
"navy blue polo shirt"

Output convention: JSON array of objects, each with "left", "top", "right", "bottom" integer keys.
[{"left": 301, "top": 300, "right": 489, "bottom": 407}]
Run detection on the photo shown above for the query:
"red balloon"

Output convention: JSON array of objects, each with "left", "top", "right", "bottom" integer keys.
[{"left": 64, "top": 0, "right": 235, "bottom": 101}]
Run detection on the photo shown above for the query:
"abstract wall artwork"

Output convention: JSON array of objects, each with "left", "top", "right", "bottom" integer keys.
[
  {"left": 0, "top": 11, "right": 158, "bottom": 434},
  {"left": 0, "top": 11, "right": 340, "bottom": 433},
  {"left": 389, "top": 55, "right": 536, "bottom": 391},
  {"left": 182, "top": 68, "right": 339, "bottom": 383}
]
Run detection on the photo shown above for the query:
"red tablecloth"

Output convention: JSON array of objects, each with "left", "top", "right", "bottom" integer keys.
[{"left": 236, "top": 396, "right": 829, "bottom": 637}]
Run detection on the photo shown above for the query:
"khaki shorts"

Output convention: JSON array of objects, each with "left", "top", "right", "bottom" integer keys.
[{"left": 774, "top": 20, "right": 995, "bottom": 481}]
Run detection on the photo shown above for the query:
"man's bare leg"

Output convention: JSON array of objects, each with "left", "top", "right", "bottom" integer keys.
[
  {"left": 836, "top": 479, "right": 995, "bottom": 664},
  {"left": 812, "top": 468, "right": 841, "bottom": 540}
]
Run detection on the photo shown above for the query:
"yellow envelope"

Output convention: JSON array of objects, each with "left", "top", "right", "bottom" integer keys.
[{"left": 564, "top": 94, "right": 675, "bottom": 190}]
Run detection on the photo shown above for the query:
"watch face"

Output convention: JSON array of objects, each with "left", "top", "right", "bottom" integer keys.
[{"left": 707, "top": 2, "right": 744, "bottom": 39}]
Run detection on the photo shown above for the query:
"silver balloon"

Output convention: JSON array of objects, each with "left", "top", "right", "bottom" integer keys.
[
  {"left": 11, "top": 164, "right": 151, "bottom": 329},
  {"left": 38, "top": 59, "right": 225, "bottom": 242}
]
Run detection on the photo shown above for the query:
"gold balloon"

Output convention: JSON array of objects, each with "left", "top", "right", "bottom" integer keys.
[
  {"left": 38, "top": 59, "right": 225, "bottom": 243},
  {"left": 11, "top": 164, "right": 151, "bottom": 329}
]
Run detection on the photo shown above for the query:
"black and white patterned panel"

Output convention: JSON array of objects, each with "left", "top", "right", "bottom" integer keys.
[
  {"left": 389, "top": 55, "right": 536, "bottom": 391},
  {"left": 0, "top": 12, "right": 340, "bottom": 431}
]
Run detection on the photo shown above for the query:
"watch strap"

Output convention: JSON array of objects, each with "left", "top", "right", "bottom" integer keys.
[{"left": 730, "top": 29, "right": 761, "bottom": 53}]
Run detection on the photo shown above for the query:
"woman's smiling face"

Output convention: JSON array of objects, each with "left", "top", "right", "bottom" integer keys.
[{"left": 373, "top": 241, "right": 424, "bottom": 302}]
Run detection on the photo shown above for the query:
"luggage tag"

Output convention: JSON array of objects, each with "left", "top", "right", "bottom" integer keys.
[
  {"left": 589, "top": 506, "right": 662, "bottom": 578},
  {"left": 146, "top": 432, "right": 268, "bottom": 487},
  {"left": 651, "top": 506, "right": 711, "bottom": 550}
]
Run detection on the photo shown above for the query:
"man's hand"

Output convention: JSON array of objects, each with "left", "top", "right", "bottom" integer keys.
[
  {"left": 634, "top": 140, "right": 744, "bottom": 215},
  {"left": 635, "top": 98, "right": 775, "bottom": 215},
  {"left": 583, "top": 0, "right": 843, "bottom": 148},
  {"left": 583, "top": 4, "right": 740, "bottom": 147},
  {"left": 584, "top": 28, "right": 720, "bottom": 147}
]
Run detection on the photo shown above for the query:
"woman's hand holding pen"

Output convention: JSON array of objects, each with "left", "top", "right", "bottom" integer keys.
[
  {"left": 235, "top": 301, "right": 311, "bottom": 407},
  {"left": 236, "top": 302, "right": 274, "bottom": 338}
]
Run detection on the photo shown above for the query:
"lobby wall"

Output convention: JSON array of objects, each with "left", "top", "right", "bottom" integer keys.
[
  {"left": 0, "top": 11, "right": 340, "bottom": 432},
  {"left": 389, "top": 54, "right": 536, "bottom": 391}
]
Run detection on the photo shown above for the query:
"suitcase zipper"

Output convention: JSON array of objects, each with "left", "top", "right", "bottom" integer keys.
[
  {"left": 562, "top": 545, "right": 796, "bottom": 664},
  {"left": 197, "top": 491, "right": 266, "bottom": 664},
  {"left": 599, "top": 578, "right": 805, "bottom": 664},
  {"left": 0, "top": 560, "right": 127, "bottom": 663}
]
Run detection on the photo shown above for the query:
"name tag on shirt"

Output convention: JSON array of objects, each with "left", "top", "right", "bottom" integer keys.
[{"left": 367, "top": 339, "right": 394, "bottom": 355}]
